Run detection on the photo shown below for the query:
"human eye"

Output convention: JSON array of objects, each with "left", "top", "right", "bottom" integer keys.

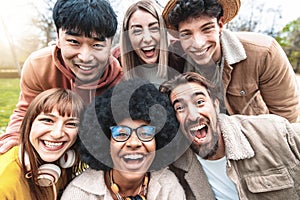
[
  {"left": 93, "top": 43, "right": 105, "bottom": 50},
  {"left": 111, "top": 126, "right": 130, "bottom": 141},
  {"left": 38, "top": 117, "right": 54, "bottom": 124},
  {"left": 174, "top": 103, "right": 185, "bottom": 113},
  {"left": 66, "top": 39, "right": 79, "bottom": 45},
  {"left": 195, "top": 98, "right": 205, "bottom": 107},
  {"left": 132, "top": 28, "right": 143, "bottom": 35},
  {"left": 202, "top": 25, "right": 215, "bottom": 33},
  {"left": 65, "top": 121, "right": 79, "bottom": 129},
  {"left": 138, "top": 126, "right": 155, "bottom": 140},
  {"left": 149, "top": 26, "right": 159, "bottom": 33},
  {"left": 179, "top": 32, "right": 190, "bottom": 40}
]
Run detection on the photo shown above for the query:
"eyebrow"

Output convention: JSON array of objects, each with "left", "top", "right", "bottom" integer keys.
[
  {"left": 180, "top": 21, "right": 215, "bottom": 33},
  {"left": 172, "top": 91, "right": 206, "bottom": 107},
  {"left": 65, "top": 30, "right": 106, "bottom": 41},
  {"left": 130, "top": 21, "right": 159, "bottom": 29},
  {"left": 42, "top": 113, "right": 79, "bottom": 121}
]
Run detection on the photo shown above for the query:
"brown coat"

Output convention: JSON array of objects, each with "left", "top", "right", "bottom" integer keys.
[{"left": 171, "top": 29, "right": 299, "bottom": 122}]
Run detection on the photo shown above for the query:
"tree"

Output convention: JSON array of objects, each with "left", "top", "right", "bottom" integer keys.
[
  {"left": 276, "top": 18, "right": 300, "bottom": 72},
  {"left": 31, "top": 0, "right": 56, "bottom": 47},
  {"left": 227, "top": 0, "right": 282, "bottom": 35}
]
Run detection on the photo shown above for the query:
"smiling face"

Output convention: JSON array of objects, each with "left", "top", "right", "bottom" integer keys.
[
  {"left": 29, "top": 108, "right": 79, "bottom": 162},
  {"left": 128, "top": 9, "right": 160, "bottom": 64},
  {"left": 170, "top": 82, "right": 222, "bottom": 159},
  {"left": 178, "top": 15, "right": 223, "bottom": 66},
  {"left": 110, "top": 118, "right": 156, "bottom": 175},
  {"left": 57, "top": 29, "right": 112, "bottom": 83}
]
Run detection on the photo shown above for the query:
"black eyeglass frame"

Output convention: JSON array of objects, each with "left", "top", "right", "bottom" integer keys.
[{"left": 109, "top": 125, "right": 156, "bottom": 142}]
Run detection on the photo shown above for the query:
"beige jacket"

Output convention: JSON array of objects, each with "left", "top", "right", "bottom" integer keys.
[
  {"left": 171, "top": 114, "right": 300, "bottom": 200},
  {"left": 171, "top": 29, "right": 299, "bottom": 122},
  {"left": 61, "top": 168, "right": 186, "bottom": 200}
]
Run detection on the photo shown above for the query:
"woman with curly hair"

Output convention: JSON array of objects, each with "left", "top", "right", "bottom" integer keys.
[{"left": 62, "top": 78, "right": 187, "bottom": 200}]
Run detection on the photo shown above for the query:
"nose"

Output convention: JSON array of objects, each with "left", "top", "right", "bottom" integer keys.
[
  {"left": 50, "top": 122, "right": 64, "bottom": 139},
  {"left": 77, "top": 45, "right": 94, "bottom": 62},
  {"left": 126, "top": 131, "right": 142, "bottom": 148},
  {"left": 142, "top": 29, "right": 152, "bottom": 43},
  {"left": 192, "top": 33, "right": 205, "bottom": 48},
  {"left": 186, "top": 103, "right": 199, "bottom": 122}
]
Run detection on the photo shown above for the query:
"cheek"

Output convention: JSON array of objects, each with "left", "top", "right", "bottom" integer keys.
[
  {"left": 145, "top": 140, "right": 156, "bottom": 153},
  {"left": 129, "top": 35, "right": 142, "bottom": 49},
  {"left": 179, "top": 39, "right": 191, "bottom": 50}
]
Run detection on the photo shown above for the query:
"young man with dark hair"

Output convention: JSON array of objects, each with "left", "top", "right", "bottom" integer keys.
[
  {"left": 163, "top": 0, "right": 299, "bottom": 122},
  {"left": 0, "top": 0, "right": 123, "bottom": 153}
]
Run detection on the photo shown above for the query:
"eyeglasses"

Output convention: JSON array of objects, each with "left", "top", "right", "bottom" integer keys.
[{"left": 110, "top": 125, "right": 156, "bottom": 142}]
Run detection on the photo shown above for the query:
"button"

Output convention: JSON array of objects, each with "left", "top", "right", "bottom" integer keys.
[{"left": 240, "top": 90, "right": 246, "bottom": 96}]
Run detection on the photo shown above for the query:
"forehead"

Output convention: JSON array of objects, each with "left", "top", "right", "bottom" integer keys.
[
  {"left": 178, "top": 15, "right": 217, "bottom": 31},
  {"left": 129, "top": 9, "right": 158, "bottom": 26},
  {"left": 170, "top": 82, "right": 210, "bottom": 103}
]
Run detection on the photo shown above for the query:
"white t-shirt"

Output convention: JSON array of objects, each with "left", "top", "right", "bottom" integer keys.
[{"left": 197, "top": 155, "right": 239, "bottom": 200}]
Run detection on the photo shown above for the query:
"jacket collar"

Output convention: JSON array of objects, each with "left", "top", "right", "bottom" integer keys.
[
  {"left": 220, "top": 29, "right": 247, "bottom": 65},
  {"left": 218, "top": 114, "right": 255, "bottom": 160}
]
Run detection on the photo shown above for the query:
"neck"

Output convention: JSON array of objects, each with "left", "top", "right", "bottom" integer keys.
[
  {"left": 208, "top": 128, "right": 226, "bottom": 160},
  {"left": 108, "top": 169, "right": 148, "bottom": 200}
]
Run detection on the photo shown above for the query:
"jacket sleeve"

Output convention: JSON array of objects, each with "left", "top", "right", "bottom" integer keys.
[{"left": 259, "top": 38, "right": 299, "bottom": 122}]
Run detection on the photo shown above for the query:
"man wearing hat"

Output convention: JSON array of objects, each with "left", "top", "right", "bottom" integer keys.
[{"left": 163, "top": 0, "right": 299, "bottom": 122}]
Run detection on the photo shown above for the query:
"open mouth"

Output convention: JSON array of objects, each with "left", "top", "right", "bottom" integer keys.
[
  {"left": 190, "top": 124, "right": 208, "bottom": 140},
  {"left": 191, "top": 47, "right": 209, "bottom": 57},
  {"left": 122, "top": 154, "right": 145, "bottom": 164},
  {"left": 141, "top": 46, "right": 156, "bottom": 58},
  {"left": 77, "top": 65, "right": 94, "bottom": 71},
  {"left": 43, "top": 140, "right": 65, "bottom": 150}
]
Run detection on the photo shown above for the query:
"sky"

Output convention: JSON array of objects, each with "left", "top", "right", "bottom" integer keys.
[{"left": 0, "top": 0, "right": 299, "bottom": 47}]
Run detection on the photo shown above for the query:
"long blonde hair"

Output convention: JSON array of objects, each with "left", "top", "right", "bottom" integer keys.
[
  {"left": 19, "top": 88, "right": 85, "bottom": 200},
  {"left": 120, "top": 0, "right": 169, "bottom": 79}
]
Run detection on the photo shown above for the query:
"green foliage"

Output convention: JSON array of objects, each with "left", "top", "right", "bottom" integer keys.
[
  {"left": 276, "top": 17, "right": 300, "bottom": 72},
  {"left": 0, "top": 79, "right": 20, "bottom": 134}
]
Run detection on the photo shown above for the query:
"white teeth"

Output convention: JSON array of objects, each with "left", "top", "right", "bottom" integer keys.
[
  {"left": 142, "top": 46, "right": 154, "bottom": 51},
  {"left": 190, "top": 124, "right": 205, "bottom": 131},
  {"left": 191, "top": 48, "right": 207, "bottom": 56},
  {"left": 44, "top": 141, "right": 63, "bottom": 148},
  {"left": 78, "top": 65, "right": 93, "bottom": 71},
  {"left": 123, "top": 154, "right": 144, "bottom": 160}
]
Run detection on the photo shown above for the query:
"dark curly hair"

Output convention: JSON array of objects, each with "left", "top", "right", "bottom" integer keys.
[
  {"left": 168, "top": 0, "right": 223, "bottom": 30},
  {"left": 77, "top": 78, "right": 187, "bottom": 171}
]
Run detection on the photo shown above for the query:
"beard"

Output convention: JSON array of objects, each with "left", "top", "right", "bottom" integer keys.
[{"left": 190, "top": 126, "right": 219, "bottom": 160}]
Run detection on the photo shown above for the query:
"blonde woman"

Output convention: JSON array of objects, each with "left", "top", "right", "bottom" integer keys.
[{"left": 113, "top": 0, "right": 171, "bottom": 86}]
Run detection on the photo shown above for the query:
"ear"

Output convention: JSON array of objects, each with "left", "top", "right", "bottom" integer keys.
[
  {"left": 218, "top": 16, "right": 225, "bottom": 32},
  {"left": 213, "top": 99, "right": 220, "bottom": 114},
  {"left": 56, "top": 31, "right": 60, "bottom": 48}
]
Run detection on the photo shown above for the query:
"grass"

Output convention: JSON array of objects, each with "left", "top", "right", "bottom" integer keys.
[{"left": 0, "top": 78, "right": 20, "bottom": 134}]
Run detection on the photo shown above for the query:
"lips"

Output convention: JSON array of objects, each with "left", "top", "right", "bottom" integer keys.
[
  {"left": 122, "top": 153, "right": 145, "bottom": 163},
  {"left": 190, "top": 47, "right": 208, "bottom": 57},
  {"left": 77, "top": 65, "right": 96, "bottom": 71},
  {"left": 43, "top": 140, "right": 65, "bottom": 150},
  {"left": 141, "top": 46, "right": 156, "bottom": 58},
  {"left": 189, "top": 124, "right": 208, "bottom": 140}
]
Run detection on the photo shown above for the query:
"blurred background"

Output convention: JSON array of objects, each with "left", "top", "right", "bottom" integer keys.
[{"left": 0, "top": 0, "right": 300, "bottom": 131}]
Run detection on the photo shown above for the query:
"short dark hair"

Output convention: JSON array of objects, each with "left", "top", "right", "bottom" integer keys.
[
  {"left": 160, "top": 72, "right": 218, "bottom": 102},
  {"left": 78, "top": 78, "right": 185, "bottom": 171},
  {"left": 168, "top": 0, "right": 223, "bottom": 30},
  {"left": 53, "top": 0, "right": 117, "bottom": 38}
]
